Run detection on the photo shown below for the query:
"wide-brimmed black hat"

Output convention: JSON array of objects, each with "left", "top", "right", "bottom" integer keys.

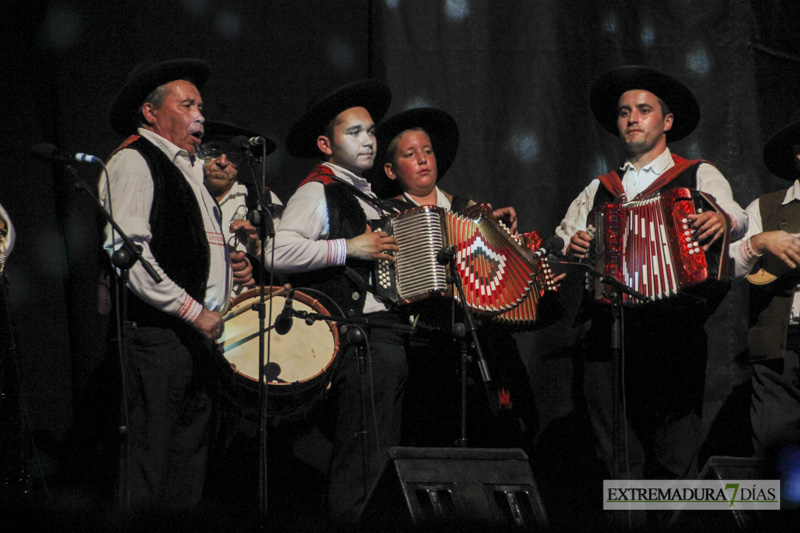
[
  {"left": 371, "top": 107, "right": 459, "bottom": 199},
  {"left": 763, "top": 120, "right": 800, "bottom": 181},
  {"left": 590, "top": 65, "right": 700, "bottom": 142},
  {"left": 110, "top": 58, "right": 210, "bottom": 136},
  {"left": 202, "top": 120, "right": 277, "bottom": 156},
  {"left": 285, "top": 80, "right": 391, "bottom": 159}
]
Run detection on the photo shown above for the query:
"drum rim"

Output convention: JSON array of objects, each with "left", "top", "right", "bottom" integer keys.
[{"left": 220, "top": 286, "right": 340, "bottom": 385}]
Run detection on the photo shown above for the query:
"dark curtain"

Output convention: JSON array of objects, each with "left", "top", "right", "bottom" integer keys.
[
  {"left": 2, "top": 0, "right": 799, "bottom": 499},
  {"left": 373, "top": 0, "right": 800, "bottom": 445}
]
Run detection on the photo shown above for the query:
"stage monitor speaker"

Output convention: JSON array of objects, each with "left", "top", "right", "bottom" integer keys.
[
  {"left": 667, "top": 455, "right": 776, "bottom": 531},
  {"left": 358, "top": 447, "right": 547, "bottom": 531}
]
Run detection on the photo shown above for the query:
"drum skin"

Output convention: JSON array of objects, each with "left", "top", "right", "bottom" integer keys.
[{"left": 215, "top": 287, "right": 339, "bottom": 424}]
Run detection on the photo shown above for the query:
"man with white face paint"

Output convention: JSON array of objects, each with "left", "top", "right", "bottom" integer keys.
[
  {"left": 101, "top": 58, "right": 231, "bottom": 511},
  {"left": 555, "top": 66, "right": 747, "bottom": 493},
  {"left": 273, "top": 80, "right": 405, "bottom": 524}
]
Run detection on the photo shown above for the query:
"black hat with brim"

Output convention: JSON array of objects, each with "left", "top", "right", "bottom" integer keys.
[
  {"left": 110, "top": 58, "right": 211, "bottom": 136},
  {"left": 285, "top": 80, "right": 391, "bottom": 159},
  {"left": 590, "top": 65, "right": 700, "bottom": 142},
  {"left": 371, "top": 107, "right": 459, "bottom": 199},
  {"left": 763, "top": 120, "right": 800, "bottom": 181},
  {"left": 203, "top": 120, "right": 277, "bottom": 156}
]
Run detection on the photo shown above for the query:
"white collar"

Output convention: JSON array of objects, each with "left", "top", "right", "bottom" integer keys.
[
  {"left": 782, "top": 180, "right": 800, "bottom": 205},
  {"left": 402, "top": 186, "right": 450, "bottom": 209},
  {"left": 620, "top": 147, "right": 673, "bottom": 174},
  {"left": 324, "top": 162, "right": 372, "bottom": 191},
  {"left": 137, "top": 128, "right": 194, "bottom": 164},
  {"left": 218, "top": 182, "right": 249, "bottom": 205}
]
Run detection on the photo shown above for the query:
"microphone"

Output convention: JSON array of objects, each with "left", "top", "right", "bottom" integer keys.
[
  {"left": 274, "top": 288, "right": 295, "bottom": 335},
  {"left": 230, "top": 135, "right": 265, "bottom": 150},
  {"left": 531, "top": 235, "right": 565, "bottom": 260},
  {"left": 437, "top": 245, "right": 457, "bottom": 265},
  {"left": 31, "top": 143, "right": 101, "bottom": 164}
]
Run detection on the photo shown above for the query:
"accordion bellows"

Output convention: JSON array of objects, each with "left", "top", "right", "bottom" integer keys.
[
  {"left": 587, "top": 187, "right": 730, "bottom": 305},
  {"left": 374, "top": 204, "right": 546, "bottom": 319}
]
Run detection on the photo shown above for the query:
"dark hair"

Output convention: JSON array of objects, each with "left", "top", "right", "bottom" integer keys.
[{"left": 657, "top": 97, "right": 672, "bottom": 117}]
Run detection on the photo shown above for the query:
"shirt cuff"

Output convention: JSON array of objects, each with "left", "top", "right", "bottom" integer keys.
[
  {"left": 327, "top": 238, "right": 347, "bottom": 266},
  {"left": 178, "top": 294, "right": 203, "bottom": 324},
  {"left": 737, "top": 236, "right": 762, "bottom": 270}
]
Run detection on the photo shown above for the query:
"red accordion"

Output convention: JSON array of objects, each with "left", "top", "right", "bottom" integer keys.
[
  {"left": 587, "top": 187, "right": 730, "bottom": 305},
  {"left": 373, "top": 204, "right": 556, "bottom": 324}
]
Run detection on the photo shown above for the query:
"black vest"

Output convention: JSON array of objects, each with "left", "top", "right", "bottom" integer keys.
[
  {"left": 124, "top": 137, "right": 211, "bottom": 332},
  {"left": 747, "top": 188, "right": 800, "bottom": 361},
  {"left": 289, "top": 169, "right": 374, "bottom": 318}
]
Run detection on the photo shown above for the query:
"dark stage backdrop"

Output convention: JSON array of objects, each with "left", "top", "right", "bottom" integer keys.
[{"left": 2, "top": 0, "right": 800, "bottom": 494}]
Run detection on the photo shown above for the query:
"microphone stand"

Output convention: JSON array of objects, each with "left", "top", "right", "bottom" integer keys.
[
  {"left": 258, "top": 303, "right": 415, "bottom": 498},
  {"left": 554, "top": 257, "right": 650, "bottom": 485},
  {"left": 239, "top": 145, "right": 278, "bottom": 522},
  {"left": 251, "top": 206, "right": 276, "bottom": 522},
  {"left": 437, "top": 246, "right": 493, "bottom": 448},
  {"left": 69, "top": 164, "right": 162, "bottom": 284},
  {"left": 65, "top": 161, "right": 162, "bottom": 513}
]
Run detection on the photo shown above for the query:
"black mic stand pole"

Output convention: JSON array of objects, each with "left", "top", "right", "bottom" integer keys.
[
  {"left": 438, "top": 246, "right": 493, "bottom": 448},
  {"left": 66, "top": 162, "right": 162, "bottom": 512},
  {"left": 259, "top": 305, "right": 416, "bottom": 500},
  {"left": 345, "top": 325, "right": 372, "bottom": 498},
  {"left": 557, "top": 259, "right": 649, "bottom": 480},
  {"left": 240, "top": 144, "right": 278, "bottom": 522}
]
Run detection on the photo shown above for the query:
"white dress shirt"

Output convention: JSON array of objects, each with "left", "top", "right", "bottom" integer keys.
[{"left": 218, "top": 182, "right": 283, "bottom": 298}]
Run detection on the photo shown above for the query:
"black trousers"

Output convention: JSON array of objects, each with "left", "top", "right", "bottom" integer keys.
[
  {"left": 751, "top": 327, "right": 800, "bottom": 457},
  {"left": 401, "top": 319, "right": 538, "bottom": 450},
  {"left": 325, "top": 311, "right": 408, "bottom": 524},
  {"left": 580, "top": 307, "right": 708, "bottom": 481},
  {"left": 119, "top": 325, "right": 214, "bottom": 513}
]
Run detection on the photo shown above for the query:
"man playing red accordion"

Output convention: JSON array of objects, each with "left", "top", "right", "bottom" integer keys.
[{"left": 554, "top": 66, "right": 747, "bottom": 498}]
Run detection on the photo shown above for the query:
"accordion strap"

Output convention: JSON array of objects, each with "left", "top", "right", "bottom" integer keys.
[
  {"left": 316, "top": 172, "right": 401, "bottom": 216},
  {"left": 598, "top": 154, "right": 701, "bottom": 203}
]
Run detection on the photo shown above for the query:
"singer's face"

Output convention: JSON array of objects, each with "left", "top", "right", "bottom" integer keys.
[
  {"left": 203, "top": 153, "right": 238, "bottom": 199},
  {"left": 384, "top": 129, "right": 438, "bottom": 198},
  {"left": 318, "top": 107, "right": 376, "bottom": 176},
  {"left": 616, "top": 90, "right": 672, "bottom": 157},
  {"left": 146, "top": 80, "right": 205, "bottom": 155}
]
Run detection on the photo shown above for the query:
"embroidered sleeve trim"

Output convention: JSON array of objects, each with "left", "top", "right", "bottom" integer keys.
[
  {"left": 327, "top": 239, "right": 347, "bottom": 266},
  {"left": 179, "top": 294, "right": 203, "bottom": 323},
  {"left": 738, "top": 236, "right": 762, "bottom": 268},
  {"left": 207, "top": 231, "right": 225, "bottom": 246}
]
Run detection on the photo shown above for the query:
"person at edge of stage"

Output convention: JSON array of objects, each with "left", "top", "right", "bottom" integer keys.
[
  {"left": 0, "top": 201, "right": 14, "bottom": 277},
  {"left": 99, "top": 58, "right": 235, "bottom": 513},
  {"left": 200, "top": 120, "right": 284, "bottom": 299},
  {"left": 371, "top": 106, "right": 563, "bottom": 452},
  {"left": 554, "top": 65, "right": 748, "bottom": 493},
  {"left": 731, "top": 119, "right": 800, "bottom": 482},
  {"left": 269, "top": 80, "right": 406, "bottom": 524}
]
